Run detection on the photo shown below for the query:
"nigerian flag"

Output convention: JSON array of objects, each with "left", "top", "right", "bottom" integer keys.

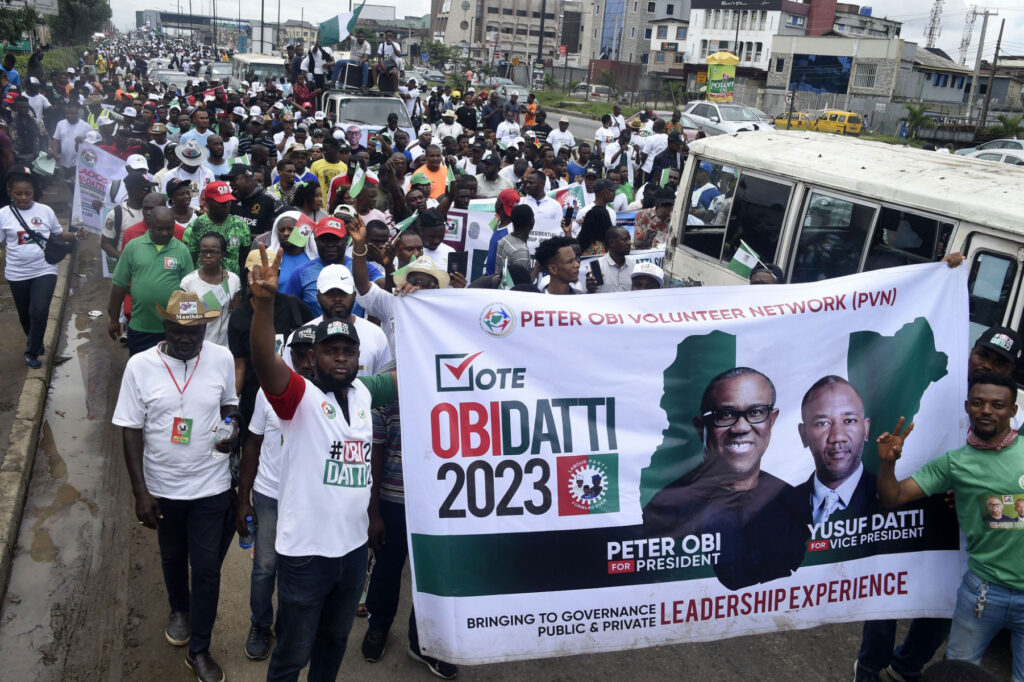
[
  {"left": 727, "top": 239, "right": 760, "bottom": 278},
  {"left": 349, "top": 165, "right": 366, "bottom": 198},
  {"left": 319, "top": 1, "right": 367, "bottom": 45}
]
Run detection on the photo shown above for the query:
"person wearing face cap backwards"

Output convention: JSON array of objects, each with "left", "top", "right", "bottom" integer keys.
[
  {"left": 246, "top": 242, "right": 399, "bottom": 681},
  {"left": 111, "top": 290, "right": 240, "bottom": 682}
]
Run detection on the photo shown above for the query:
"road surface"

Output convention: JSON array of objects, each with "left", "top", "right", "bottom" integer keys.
[{"left": 0, "top": 240, "right": 1013, "bottom": 681}]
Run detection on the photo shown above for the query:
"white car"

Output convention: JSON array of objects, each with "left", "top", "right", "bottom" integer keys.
[
  {"left": 682, "top": 101, "right": 769, "bottom": 135},
  {"left": 955, "top": 138, "right": 1024, "bottom": 156},
  {"left": 963, "top": 148, "right": 1024, "bottom": 166}
]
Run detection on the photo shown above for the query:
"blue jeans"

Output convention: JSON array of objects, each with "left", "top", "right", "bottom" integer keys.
[
  {"left": 947, "top": 568, "right": 1024, "bottom": 682},
  {"left": 249, "top": 490, "right": 279, "bottom": 629},
  {"left": 8, "top": 274, "right": 56, "bottom": 357},
  {"left": 155, "top": 490, "right": 232, "bottom": 655},
  {"left": 333, "top": 59, "right": 369, "bottom": 87},
  {"left": 365, "top": 499, "right": 419, "bottom": 650},
  {"left": 857, "top": 617, "right": 950, "bottom": 678},
  {"left": 267, "top": 545, "right": 369, "bottom": 682}
]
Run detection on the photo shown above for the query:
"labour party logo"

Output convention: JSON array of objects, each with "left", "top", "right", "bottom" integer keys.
[
  {"left": 556, "top": 454, "right": 619, "bottom": 516},
  {"left": 321, "top": 400, "right": 337, "bottom": 420},
  {"left": 480, "top": 303, "right": 515, "bottom": 337},
  {"left": 80, "top": 149, "right": 97, "bottom": 168}
]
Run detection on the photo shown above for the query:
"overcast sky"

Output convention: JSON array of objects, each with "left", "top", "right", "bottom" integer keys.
[{"left": 111, "top": 0, "right": 1024, "bottom": 66}]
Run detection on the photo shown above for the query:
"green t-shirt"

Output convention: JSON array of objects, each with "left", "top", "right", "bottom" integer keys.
[
  {"left": 183, "top": 214, "right": 251, "bottom": 275},
  {"left": 616, "top": 182, "right": 635, "bottom": 203},
  {"left": 913, "top": 437, "right": 1024, "bottom": 591},
  {"left": 111, "top": 233, "right": 194, "bottom": 333},
  {"left": 357, "top": 372, "right": 396, "bottom": 409}
]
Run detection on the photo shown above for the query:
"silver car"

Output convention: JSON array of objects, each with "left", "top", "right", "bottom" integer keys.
[{"left": 682, "top": 101, "right": 769, "bottom": 135}]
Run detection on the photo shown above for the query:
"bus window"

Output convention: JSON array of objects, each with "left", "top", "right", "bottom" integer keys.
[
  {"left": 863, "top": 208, "right": 954, "bottom": 271},
  {"left": 682, "top": 160, "right": 730, "bottom": 259},
  {"left": 968, "top": 252, "right": 1017, "bottom": 347},
  {"left": 721, "top": 173, "right": 791, "bottom": 267},
  {"left": 791, "top": 192, "right": 877, "bottom": 283}
]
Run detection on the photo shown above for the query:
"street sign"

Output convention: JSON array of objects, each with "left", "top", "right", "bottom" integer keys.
[
  {"left": 662, "top": 42, "right": 678, "bottom": 51},
  {"left": 696, "top": 71, "right": 707, "bottom": 84},
  {"left": 558, "top": 45, "right": 567, "bottom": 56},
  {"left": 784, "top": 90, "right": 795, "bottom": 105}
]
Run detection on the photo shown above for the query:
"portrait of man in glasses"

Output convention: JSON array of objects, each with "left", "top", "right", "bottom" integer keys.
[{"left": 642, "top": 367, "right": 811, "bottom": 590}]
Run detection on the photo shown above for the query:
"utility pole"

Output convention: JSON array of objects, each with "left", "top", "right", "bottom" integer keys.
[
  {"left": 537, "top": 0, "right": 547, "bottom": 61},
  {"left": 260, "top": 0, "right": 265, "bottom": 52},
  {"left": 212, "top": 0, "right": 217, "bottom": 47},
  {"left": 978, "top": 18, "right": 1004, "bottom": 131},
  {"left": 966, "top": 9, "right": 993, "bottom": 122}
]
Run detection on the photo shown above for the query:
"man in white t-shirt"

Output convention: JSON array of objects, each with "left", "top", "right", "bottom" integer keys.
[
  {"left": 334, "top": 30, "right": 373, "bottom": 89},
  {"left": 594, "top": 114, "right": 618, "bottom": 157},
  {"left": 235, "top": 322, "right": 317, "bottom": 661},
  {"left": 51, "top": 102, "right": 92, "bottom": 179},
  {"left": 398, "top": 79, "right": 420, "bottom": 118},
  {"left": 246, "top": 245, "right": 398, "bottom": 681},
  {"left": 495, "top": 109, "right": 521, "bottom": 146},
  {"left": 111, "top": 290, "right": 239, "bottom": 682},
  {"left": 308, "top": 264, "right": 392, "bottom": 375},
  {"left": 518, "top": 170, "right": 563, "bottom": 224},
  {"left": 416, "top": 207, "right": 455, "bottom": 271},
  {"left": 162, "top": 141, "right": 215, "bottom": 210}
]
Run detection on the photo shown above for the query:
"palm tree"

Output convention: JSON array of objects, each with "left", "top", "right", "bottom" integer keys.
[
  {"left": 596, "top": 69, "right": 618, "bottom": 102},
  {"left": 898, "top": 103, "right": 935, "bottom": 139},
  {"left": 989, "top": 114, "right": 1024, "bottom": 139}
]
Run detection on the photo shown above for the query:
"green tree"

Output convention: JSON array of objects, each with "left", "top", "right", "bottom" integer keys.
[
  {"left": 897, "top": 102, "right": 935, "bottom": 139},
  {"left": 422, "top": 40, "right": 458, "bottom": 69},
  {"left": 596, "top": 69, "right": 618, "bottom": 101},
  {"left": 0, "top": 1, "right": 38, "bottom": 45},
  {"left": 48, "top": 0, "right": 112, "bottom": 45},
  {"left": 989, "top": 113, "right": 1024, "bottom": 139}
]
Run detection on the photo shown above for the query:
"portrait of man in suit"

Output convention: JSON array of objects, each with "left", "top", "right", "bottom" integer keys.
[{"left": 796, "top": 375, "right": 877, "bottom": 524}]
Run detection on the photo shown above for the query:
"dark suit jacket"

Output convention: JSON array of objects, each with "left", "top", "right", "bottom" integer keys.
[{"left": 796, "top": 467, "right": 878, "bottom": 522}]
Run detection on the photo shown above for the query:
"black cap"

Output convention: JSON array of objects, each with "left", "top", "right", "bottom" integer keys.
[
  {"left": 584, "top": 167, "right": 599, "bottom": 177},
  {"left": 594, "top": 178, "right": 615, "bottom": 192},
  {"left": 288, "top": 323, "right": 318, "bottom": 347},
  {"left": 667, "top": 132, "right": 682, "bottom": 143},
  {"left": 314, "top": 317, "right": 360, "bottom": 345},
  {"left": 655, "top": 188, "right": 676, "bottom": 206},
  {"left": 480, "top": 153, "right": 500, "bottom": 166},
  {"left": 420, "top": 208, "right": 446, "bottom": 228},
  {"left": 974, "top": 326, "right": 1022, "bottom": 363}
]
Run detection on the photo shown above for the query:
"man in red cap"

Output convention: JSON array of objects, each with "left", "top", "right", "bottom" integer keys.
[
  {"left": 182, "top": 181, "right": 252, "bottom": 274},
  {"left": 484, "top": 187, "right": 520, "bottom": 275},
  {"left": 288, "top": 215, "right": 382, "bottom": 317}
]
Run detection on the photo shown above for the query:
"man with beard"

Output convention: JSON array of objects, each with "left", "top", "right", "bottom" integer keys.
[
  {"left": 112, "top": 290, "right": 239, "bottom": 682},
  {"left": 247, "top": 244, "right": 397, "bottom": 682},
  {"left": 642, "top": 367, "right": 811, "bottom": 590}
]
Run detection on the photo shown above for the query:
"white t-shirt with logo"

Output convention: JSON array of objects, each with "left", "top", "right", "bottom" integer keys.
[
  {"left": 0, "top": 202, "right": 62, "bottom": 281},
  {"left": 111, "top": 342, "right": 237, "bottom": 500},
  {"left": 162, "top": 165, "right": 215, "bottom": 209},
  {"left": 179, "top": 270, "right": 241, "bottom": 347},
  {"left": 284, "top": 314, "right": 392, "bottom": 376},
  {"left": 423, "top": 242, "right": 455, "bottom": 271},
  {"left": 266, "top": 370, "right": 395, "bottom": 557}
]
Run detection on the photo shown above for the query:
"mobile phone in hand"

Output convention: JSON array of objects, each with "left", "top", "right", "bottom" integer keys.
[
  {"left": 447, "top": 250, "right": 468, "bottom": 277},
  {"left": 589, "top": 260, "right": 604, "bottom": 286},
  {"left": 564, "top": 204, "right": 575, "bottom": 225}
]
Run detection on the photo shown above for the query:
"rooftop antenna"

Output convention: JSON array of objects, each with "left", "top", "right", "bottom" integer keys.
[
  {"left": 925, "top": 0, "right": 944, "bottom": 49},
  {"left": 958, "top": 5, "right": 977, "bottom": 65}
]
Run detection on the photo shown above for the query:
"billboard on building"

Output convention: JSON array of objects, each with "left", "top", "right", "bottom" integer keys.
[
  {"left": 691, "top": 0, "right": 783, "bottom": 9},
  {"left": 790, "top": 54, "right": 853, "bottom": 94}
]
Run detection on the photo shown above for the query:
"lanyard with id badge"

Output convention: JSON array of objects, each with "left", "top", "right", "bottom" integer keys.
[{"left": 159, "top": 347, "right": 223, "bottom": 457}]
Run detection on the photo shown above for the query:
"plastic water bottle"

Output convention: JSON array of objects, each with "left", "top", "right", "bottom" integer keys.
[
  {"left": 239, "top": 515, "right": 256, "bottom": 549},
  {"left": 375, "top": 138, "right": 382, "bottom": 154},
  {"left": 213, "top": 417, "right": 234, "bottom": 441}
]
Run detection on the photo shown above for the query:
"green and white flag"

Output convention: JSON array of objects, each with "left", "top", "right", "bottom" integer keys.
[
  {"left": 499, "top": 265, "right": 514, "bottom": 290},
  {"left": 660, "top": 168, "right": 671, "bottom": 187},
  {"left": 395, "top": 211, "right": 419, "bottom": 232},
  {"left": 349, "top": 166, "right": 366, "bottom": 198},
  {"left": 727, "top": 238, "right": 760, "bottom": 278},
  {"left": 319, "top": 0, "right": 367, "bottom": 45}
]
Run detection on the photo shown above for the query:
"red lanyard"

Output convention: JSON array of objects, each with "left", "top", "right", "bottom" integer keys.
[{"left": 158, "top": 346, "right": 201, "bottom": 416}]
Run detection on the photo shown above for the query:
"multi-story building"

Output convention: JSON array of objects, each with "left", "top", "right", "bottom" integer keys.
[
  {"left": 280, "top": 20, "right": 317, "bottom": 47},
  {"left": 578, "top": 0, "right": 687, "bottom": 67},
  {"left": 436, "top": 0, "right": 562, "bottom": 64},
  {"left": 833, "top": 3, "right": 901, "bottom": 39},
  {"left": 647, "top": 0, "right": 689, "bottom": 74}
]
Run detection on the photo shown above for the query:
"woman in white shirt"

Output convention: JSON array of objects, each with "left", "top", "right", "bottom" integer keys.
[
  {"left": 166, "top": 178, "right": 197, "bottom": 231},
  {"left": 179, "top": 232, "right": 240, "bottom": 347},
  {"left": 0, "top": 168, "right": 84, "bottom": 367}
]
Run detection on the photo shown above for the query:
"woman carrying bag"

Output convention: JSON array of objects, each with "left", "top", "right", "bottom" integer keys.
[{"left": 0, "top": 166, "right": 85, "bottom": 367}]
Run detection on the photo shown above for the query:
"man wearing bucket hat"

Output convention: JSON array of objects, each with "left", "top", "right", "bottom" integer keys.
[
  {"left": 109, "top": 206, "right": 194, "bottom": 355},
  {"left": 112, "top": 289, "right": 239, "bottom": 682},
  {"left": 161, "top": 140, "right": 214, "bottom": 210},
  {"left": 246, "top": 243, "right": 398, "bottom": 681}
]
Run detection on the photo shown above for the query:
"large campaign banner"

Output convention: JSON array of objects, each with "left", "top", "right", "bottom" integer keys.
[
  {"left": 393, "top": 263, "right": 968, "bottom": 664},
  {"left": 71, "top": 143, "right": 128, "bottom": 233}
]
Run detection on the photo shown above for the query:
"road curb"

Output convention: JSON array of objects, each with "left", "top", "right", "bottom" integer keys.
[{"left": 0, "top": 246, "right": 75, "bottom": 605}]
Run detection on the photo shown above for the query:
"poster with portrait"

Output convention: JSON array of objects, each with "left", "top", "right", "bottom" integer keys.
[
  {"left": 394, "top": 263, "right": 969, "bottom": 664},
  {"left": 71, "top": 143, "right": 127, "bottom": 233}
]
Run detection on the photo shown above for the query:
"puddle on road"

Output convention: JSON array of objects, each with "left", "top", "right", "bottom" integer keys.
[{"left": 0, "top": 310, "right": 116, "bottom": 674}]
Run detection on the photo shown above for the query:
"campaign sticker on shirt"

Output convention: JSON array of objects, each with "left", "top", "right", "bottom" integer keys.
[
  {"left": 30, "top": 217, "right": 42, "bottom": 226},
  {"left": 321, "top": 400, "right": 337, "bottom": 420},
  {"left": 981, "top": 493, "right": 1024, "bottom": 529},
  {"left": 229, "top": 236, "right": 240, "bottom": 248},
  {"left": 323, "top": 439, "right": 370, "bottom": 487},
  {"left": 164, "top": 256, "right": 178, "bottom": 269},
  {"left": 171, "top": 416, "right": 193, "bottom": 444}
]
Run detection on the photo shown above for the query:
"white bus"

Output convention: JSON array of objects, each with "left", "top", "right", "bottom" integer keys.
[
  {"left": 665, "top": 130, "right": 1024, "bottom": 348},
  {"left": 229, "top": 53, "right": 286, "bottom": 90}
]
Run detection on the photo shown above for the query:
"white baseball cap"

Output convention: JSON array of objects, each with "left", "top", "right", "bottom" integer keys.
[
  {"left": 232, "top": 105, "right": 245, "bottom": 116},
  {"left": 316, "top": 263, "right": 355, "bottom": 295},
  {"left": 123, "top": 106, "right": 138, "bottom": 117},
  {"left": 125, "top": 154, "right": 149, "bottom": 170},
  {"left": 631, "top": 262, "right": 664, "bottom": 287},
  {"left": 314, "top": 111, "right": 326, "bottom": 120},
  {"left": 249, "top": 105, "right": 261, "bottom": 116}
]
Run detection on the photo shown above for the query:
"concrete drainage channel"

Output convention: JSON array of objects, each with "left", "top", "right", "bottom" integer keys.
[{"left": 0, "top": 246, "right": 74, "bottom": 606}]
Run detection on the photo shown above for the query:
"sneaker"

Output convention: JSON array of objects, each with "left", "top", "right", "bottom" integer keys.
[
  {"left": 882, "top": 666, "right": 913, "bottom": 682},
  {"left": 165, "top": 610, "right": 190, "bottom": 646},
  {"left": 362, "top": 628, "right": 387, "bottom": 662},
  {"left": 408, "top": 645, "right": 458, "bottom": 679},
  {"left": 244, "top": 623, "right": 272, "bottom": 660},
  {"left": 355, "top": 603, "right": 368, "bottom": 618},
  {"left": 25, "top": 354, "right": 41, "bottom": 369},
  {"left": 185, "top": 649, "right": 225, "bottom": 682},
  {"left": 854, "top": 660, "right": 881, "bottom": 682}
]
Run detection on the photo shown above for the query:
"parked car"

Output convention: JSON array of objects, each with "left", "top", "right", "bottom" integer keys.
[
  {"left": 963, "top": 148, "right": 1024, "bottom": 166},
  {"left": 749, "top": 107, "right": 774, "bottom": 126},
  {"left": 480, "top": 76, "right": 518, "bottom": 88},
  {"left": 955, "top": 138, "right": 1024, "bottom": 156},
  {"left": 814, "top": 110, "right": 864, "bottom": 136},
  {"left": 569, "top": 82, "right": 614, "bottom": 100},
  {"left": 773, "top": 112, "right": 817, "bottom": 130},
  {"left": 681, "top": 101, "right": 768, "bottom": 134}
]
